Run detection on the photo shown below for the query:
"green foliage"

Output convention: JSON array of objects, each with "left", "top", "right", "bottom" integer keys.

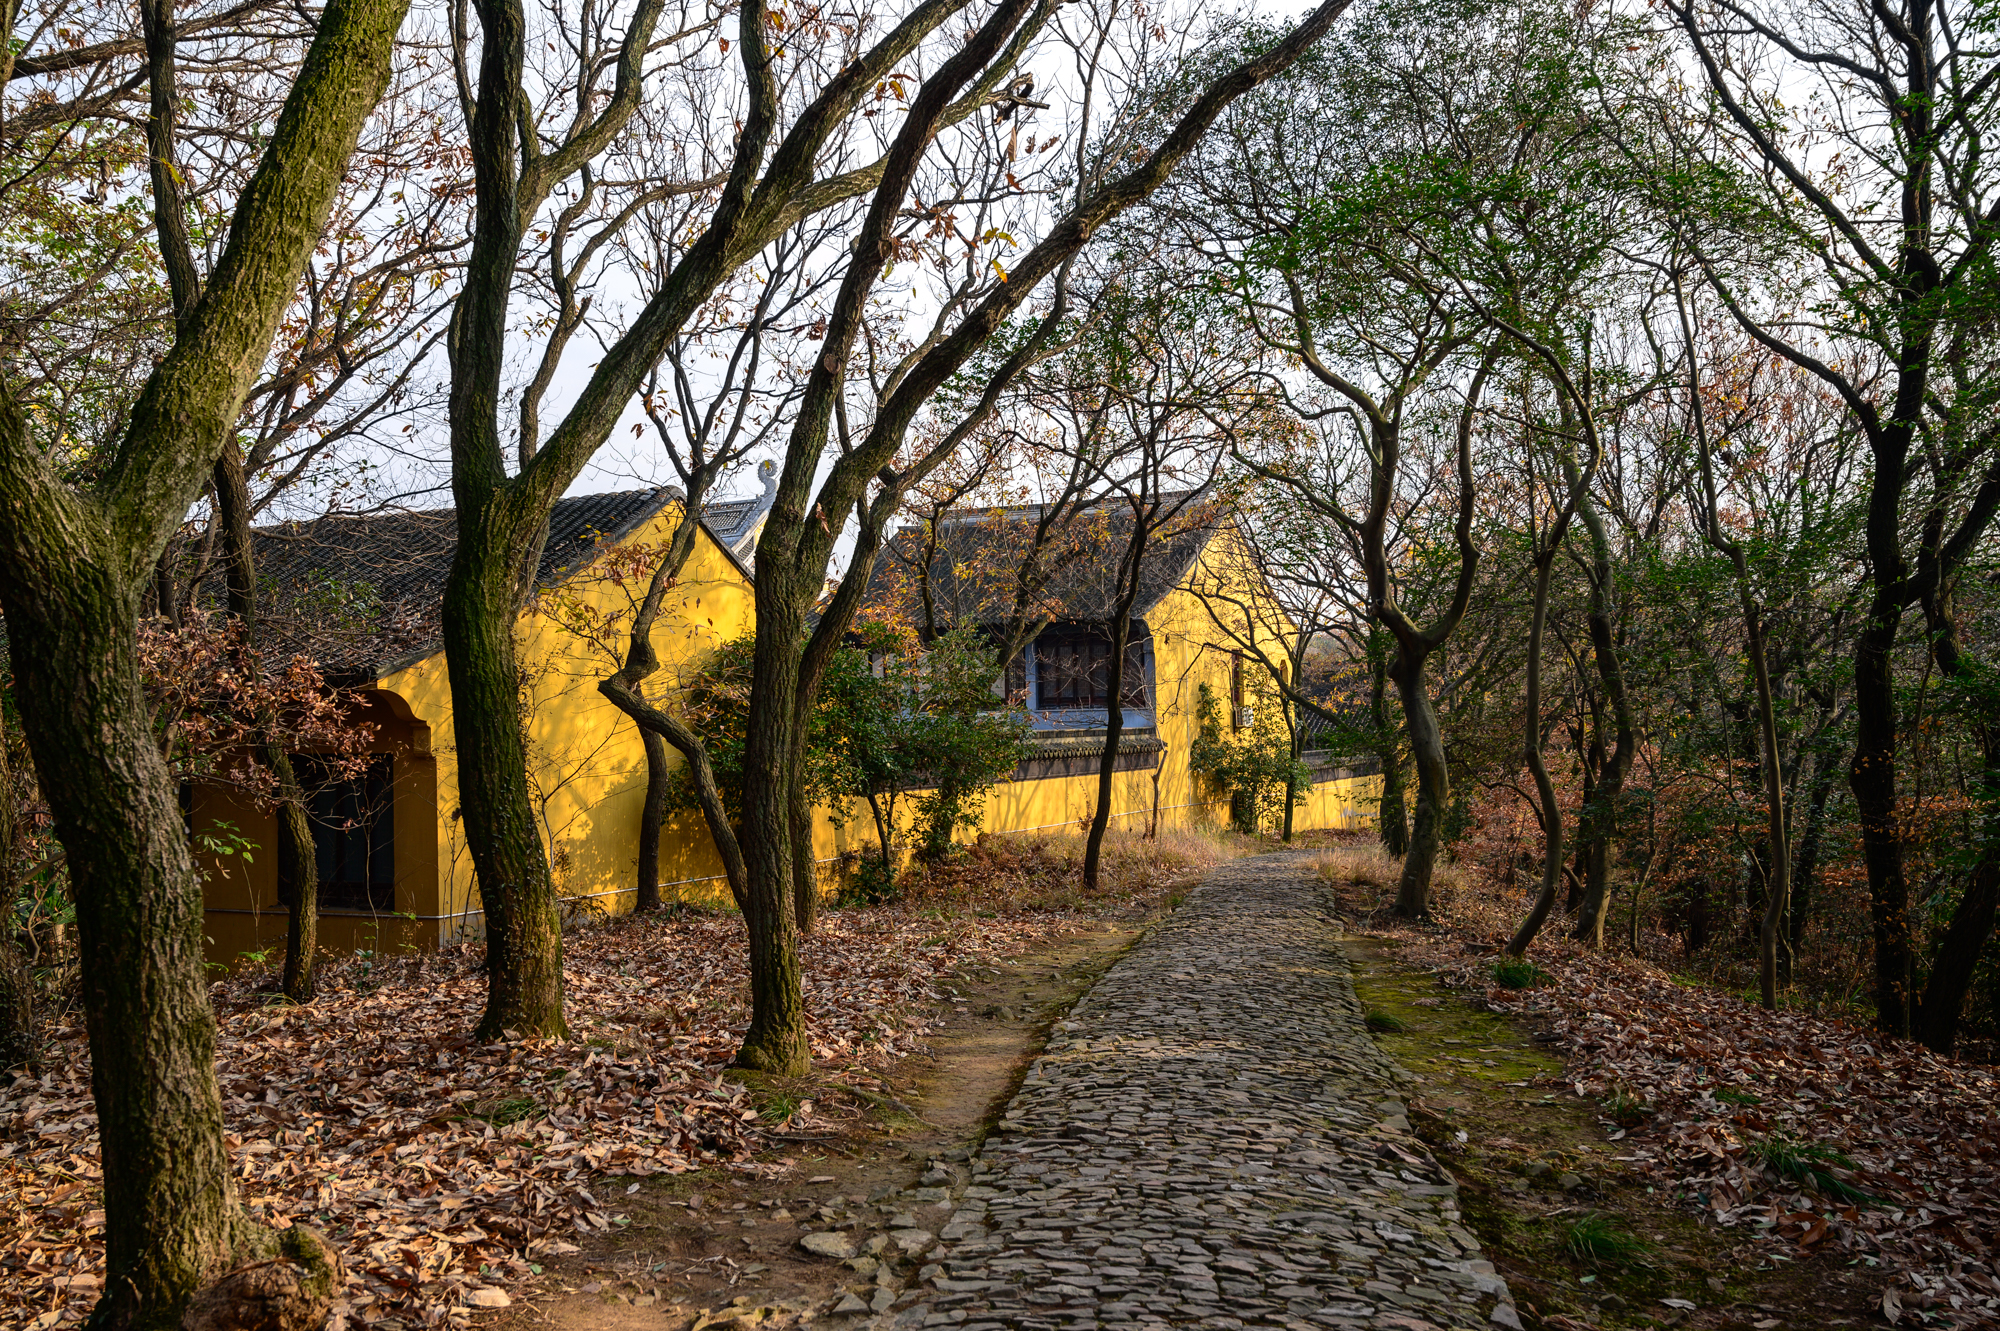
[
  {"left": 837, "top": 857, "right": 899, "bottom": 908},
  {"left": 834, "top": 625, "right": 1030, "bottom": 864},
  {"left": 471, "top": 1095, "right": 541, "bottom": 1127},
  {"left": 1601, "top": 1088, "right": 1651, "bottom": 1126},
  {"left": 1714, "top": 1087, "right": 1763, "bottom": 1107},
  {"left": 1491, "top": 956, "right": 1543, "bottom": 989},
  {"left": 1363, "top": 1009, "right": 1410, "bottom": 1033},
  {"left": 667, "top": 626, "right": 1027, "bottom": 870},
  {"left": 1561, "top": 1212, "right": 1649, "bottom": 1263},
  {"left": 1190, "top": 682, "right": 1309, "bottom": 835},
  {"left": 1751, "top": 1134, "right": 1875, "bottom": 1204},
  {"left": 194, "top": 820, "right": 258, "bottom": 875},
  {"left": 661, "top": 633, "right": 854, "bottom": 827}
]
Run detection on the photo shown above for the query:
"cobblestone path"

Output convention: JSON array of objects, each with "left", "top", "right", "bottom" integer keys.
[{"left": 807, "top": 853, "right": 1519, "bottom": 1331}]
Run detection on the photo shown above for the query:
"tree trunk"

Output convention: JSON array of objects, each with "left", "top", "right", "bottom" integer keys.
[
  {"left": 1507, "top": 548, "right": 1564, "bottom": 956},
  {"left": 1082, "top": 614, "right": 1134, "bottom": 889},
  {"left": 738, "top": 585, "right": 811, "bottom": 1073},
  {"left": 0, "top": 722, "right": 36, "bottom": 1071},
  {"left": 791, "top": 778, "right": 817, "bottom": 935},
  {"left": 1788, "top": 748, "right": 1839, "bottom": 968},
  {"left": 637, "top": 727, "right": 670, "bottom": 913},
  {"left": 1916, "top": 810, "right": 1998, "bottom": 1054},
  {"left": 442, "top": 540, "right": 568, "bottom": 1040},
  {"left": 213, "top": 443, "right": 322, "bottom": 1003},
  {"left": 274, "top": 764, "right": 319, "bottom": 1003},
  {"left": 0, "top": 0, "right": 406, "bottom": 1305},
  {"left": 1570, "top": 489, "right": 1635, "bottom": 948},
  {"left": 1372, "top": 648, "right": 1409, "bottom": 856},
  {"left": 1390, "top": 646, "right": 1447, "bottom": 917},
  {"left": 867, "top": 791, "right": 895, "bottom": 872},
  {"left": 1282, "top": 711, "right": 1300, "bottom": 843},
  {"left": 0, "top": 564, "right": 258, "bottom": 1328},
  {"left": 1565, "top": 753, "right": 1595, "bottom": 916},
  {"left": 1378, "top": 755, "right": 1409, "bottom": 855},
  {"left": 0, "top": 925, "right": 32, "bottom": 1072},
  {"left": 1913, "top": 591, "right": 1999, "bottom": 1053},
  {"left": 1851, "top": 605, "right": 1913, "bottom": 1037},
  {"left": 1743, "top": 610, "right": 1792, "bottom": 1011}
]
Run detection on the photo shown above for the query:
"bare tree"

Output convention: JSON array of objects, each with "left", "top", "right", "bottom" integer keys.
[{"left": 449, "top": 0, "right": 1354, "bottom": 1067}]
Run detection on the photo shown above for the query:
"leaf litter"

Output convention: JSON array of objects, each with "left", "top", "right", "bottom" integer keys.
[
  {"left": 0, "top": 902, "right": 1083, "bottom": 1331},
  {"left": 1378, "top": 919, "right": 2000, "bottom": 1328}
]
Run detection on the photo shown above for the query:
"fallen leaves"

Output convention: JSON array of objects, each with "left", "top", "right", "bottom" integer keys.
[
  {"left": 1391, "top": 924, "right": 2000, "bottom": 1328},
  {"left": 0, "top": 898, "right": 1081, "bottom": 1329}
]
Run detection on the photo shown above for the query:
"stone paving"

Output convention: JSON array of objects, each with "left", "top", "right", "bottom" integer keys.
[{"left": 798, "top": 852, "right": 1518, "bottom": 1331}]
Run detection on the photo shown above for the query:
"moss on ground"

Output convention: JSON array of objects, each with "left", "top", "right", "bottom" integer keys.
[{"left": 1343, "top": 934, "right": 1879, "bottom": 1331}]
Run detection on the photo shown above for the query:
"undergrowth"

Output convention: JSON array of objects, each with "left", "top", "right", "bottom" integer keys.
[
  {"left": 1561, "top": 1212, "right": 1650, "bottom": 1263},
  {"left": 1751, "top": 1133, "right": 1875, "bottom": 1204},
  {"left": 889, "top": 825, "right": 1256, "bottom": 918}
]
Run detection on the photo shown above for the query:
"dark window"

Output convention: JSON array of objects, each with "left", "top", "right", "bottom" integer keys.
[
  {"left": 1034, "top": 632, "right": 1147, "bottom": 709},
  {"left": 279, "top": 756, "right": 395, "bottom": 913},
  {"left": 1003, "top": 648, "right": 1028, "bottom": 703}
]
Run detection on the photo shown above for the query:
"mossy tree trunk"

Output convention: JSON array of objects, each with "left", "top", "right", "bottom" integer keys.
[
  {"left": 1389, "top": 649, "right": 1451, "bottom": 915},
  {"left": 1369, "top": 639, "right": 1409, "bottom": 856},
  {"left": 443, "top": 514, "right": 570, "bottom": 1039},
  {"left": 0, "top": 0, "right": 407, "bottom": 1318},
  {"left": 0, "top": 568, "right": 255, "bottom": 1326},
  {"left": 791, "top": 778, "right": 818, "bottom": 934}
]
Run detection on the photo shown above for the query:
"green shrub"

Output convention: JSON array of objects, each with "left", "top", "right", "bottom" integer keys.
[
  {"left": 1189, "top": 683, "right": 1310, "bottom": 835},
  {"left": 1491, "top": 956, "right": 1542, "bottom": 989},
  {"left": 1561, "top": 1212, "right": 1649, "bottom": 1262},
  {"left": 660, "top": 626, "right": 1026, "bottom": 865},
  {"left": 1751, "top": 1133, "right": 1874, "bottom": 1204},
  {"left": 1364, "top": 1009, "right": 1410, "bottom": 1033},
  {"left": 839, "top": 857, "right": 899, "bottom": 907}
]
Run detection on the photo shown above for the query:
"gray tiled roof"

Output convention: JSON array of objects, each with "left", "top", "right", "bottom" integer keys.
[
  {"left": 248, "top": 488, "right": 691, "bottom": 680},
  {"left": 860, "top": 499, "right": 1220, "bottom": 631}
]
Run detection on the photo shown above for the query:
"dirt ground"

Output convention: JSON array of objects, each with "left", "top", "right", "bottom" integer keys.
[{"left": 502, "top": 920, "right": 1147, "bottom": 1331}]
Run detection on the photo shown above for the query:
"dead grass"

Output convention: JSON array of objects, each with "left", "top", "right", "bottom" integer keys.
[
  {"left": 897, "top": 824, "right": 1254, "bottom": 918},
  {"left": 1310, "top": 836, "right": 1476, "bottom": 908}
]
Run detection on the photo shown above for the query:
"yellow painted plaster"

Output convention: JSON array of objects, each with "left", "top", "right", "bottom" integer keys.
[{"left": 198, "top": 511, "right": 1378, "bottom": 960}]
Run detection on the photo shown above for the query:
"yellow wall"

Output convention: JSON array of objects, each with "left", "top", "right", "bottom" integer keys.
[
  {"left": 196, "top": 501, "right": 756, "bottom": 960},
  {"left": 196, "top": 691, "right": 439, "bottom": 962},
  {"left": 661, "top": 526, "right": 1380, "bottom": 906},
  {"left": 197, "top": 513, "right": 1378, "bottom": 959},
  {"left": 375, "top": 502, "right": 757, "bottom": 942}
]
